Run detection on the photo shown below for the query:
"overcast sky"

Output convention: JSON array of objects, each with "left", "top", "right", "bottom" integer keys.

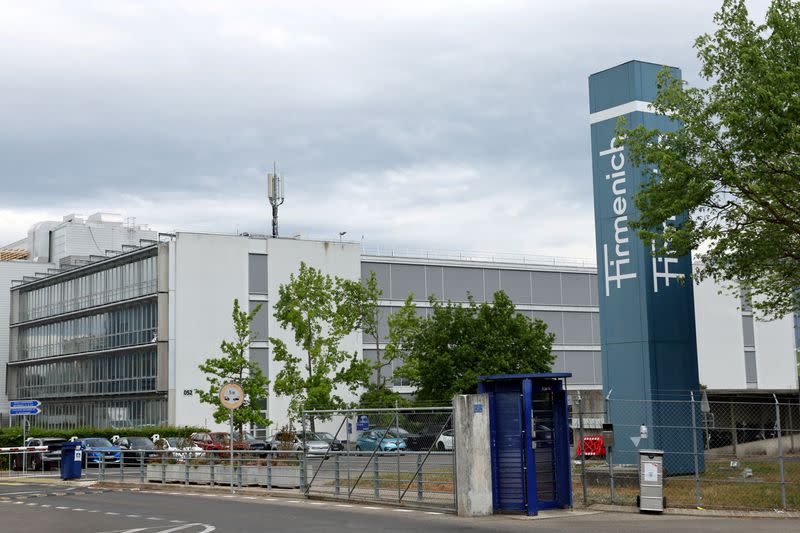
[{"left": 0, "top": 1, "right": 772, "bottom": 262}]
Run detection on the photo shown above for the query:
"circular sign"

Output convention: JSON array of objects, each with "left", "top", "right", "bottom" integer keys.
[{"left": 219, "top": 382, "right": 244, "bottom": 409}]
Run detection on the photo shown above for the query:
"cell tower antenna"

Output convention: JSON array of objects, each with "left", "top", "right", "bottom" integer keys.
[{"left": 267, "top": 161, "right": 286, "bottom": 238}]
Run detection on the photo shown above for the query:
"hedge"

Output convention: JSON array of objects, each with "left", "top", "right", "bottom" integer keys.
[{"left": 0, "top": 426, "right": 208, "bottom": 449}]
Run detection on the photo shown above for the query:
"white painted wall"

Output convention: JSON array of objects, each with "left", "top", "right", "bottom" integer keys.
[
  {"left": 754, "top": 314, "right": 798, "bottom": 391},
  {"left": 693, "top": 276, "right": 747, "bottom": 389},
  {"left": 171, "top": 233, "right": 249, "bottom": 429},
  {"left": 265, "top": 238, "right": 363, "bottom": 433},
  {"left": 0, "top": 261, "right": 55, "bottom": 417}
]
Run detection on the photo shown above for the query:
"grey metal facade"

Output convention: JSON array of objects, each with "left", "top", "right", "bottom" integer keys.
[
  {"left": 7, "top": 245, "right": 166, "bottom": 429},
  {"left": 360, "top": 257, "right": 601, "bottom": 390}
]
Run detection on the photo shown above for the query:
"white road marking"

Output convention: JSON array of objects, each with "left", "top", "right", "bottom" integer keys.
[
  {"left": 73, "top": 508, "right": 86, "bottom": 511},
  {"left": 335, "top": 504, "right": 353, "bottom": 508},
  {"left": 169, "top": 520, "right": 186, "bottom": 523},
  {"left": 363, "top": 506, "right": 381, "bottom": 510},
  {"left": 0, "top": 490, "right": 42, "bottom": 495},
  {"left": 88, "top": 509, "right": 100, "bottom": 513},
  {"left": 243, "top": 496, "right": 256, "bottom": 500},
  {"left": 105, "top": 511, "right": 119, "bottom": 515},
  {"left": 26, "top": 502, "right": 37, "bottom": 506},
  {"left": 308, "top": 502, "right": 325, "bottom": 505},
  {"left": 286, "top": 500, "right": 301, "bottom": 503},
  {"left": 157, "top": 523, "right": 215, "bottom": 533},
  {"left": 394, "top": 509, "right": 414, "bottom": 512},
  {"left": 41, "top": 504, "right": 51, "bottom": 508},
  {"left": 425, "top": 511, "right": 443, "bottom": 515},
  {"left": 126, "top": 514, "right": 140, "bottom": 518},
  {"left": 55, "top": 506, "right": 69, "bottom": 509},
  {"left": 147, "top": 516, "right": 163, "bottom": 520}
]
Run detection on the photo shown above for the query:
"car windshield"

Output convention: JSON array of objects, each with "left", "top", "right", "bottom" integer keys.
[
  {"left": 314, "top": 432, "right": 334, "bottom": 441},
  {"left": 234, "top": 432, "right": 256, "bottom": 441},
  {"left": 166, "top": 438, "right": 187, "bottom": 447},
  {"left": 84, "top": 438, "right": 114, "bottom": 447},
  {"left": 126, "top": 437, "right": 155, "bottom": 448},
  {"left": 374, "top": 429, "right": 401, "bottom": 438},
  {"left": 210, "top": 434, "right": 228, "bottom": 443}
]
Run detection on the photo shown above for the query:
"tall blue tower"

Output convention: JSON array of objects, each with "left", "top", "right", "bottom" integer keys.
[{"left": 589, "top": 61, "right": 701, "bottom": 474}]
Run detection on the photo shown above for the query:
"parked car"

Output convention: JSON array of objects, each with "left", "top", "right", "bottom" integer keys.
[
  {"left": 12, "top": 437, "right": 67, "bottom": 471},
  {"left": 81, "top": 437, "right": 122, "bottom": 467},
  {"left": 265, "top": 431, "right": 335, "bottom": 455},
  {"left": 435, "top": 430, "right": 454, "bottom": 451},
  {"left": 233, "top": 431, "right": 269, "bottom": 451},
  {"left": 355, "top": 429, "right": 407, "bottom": 453},
  {"left": 297, "top": 431, "right": 344, "bottom": 453},
  {"left": 209, "top": 432, "right": 250, "bottom": 450},
  {"left": 154, "top": 436, "right": 203, "bottom": 461},
  {"left": 114, "top": 436, "right": 160, "bottom": 464},
  {"left": 191, "top": 432, "right": 224, "bottom": 451}
]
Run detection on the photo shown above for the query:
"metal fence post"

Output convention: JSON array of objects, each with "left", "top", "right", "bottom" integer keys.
[
  {"left": 267, "top": 452, "right": 272, "bottom": 490},
  {"left": 416, "top": 453, "right": 423, "bottom": 501},
  {"left": 237, "top": 453, "right": 242, "bottom": 488},
  {"left": 300, "top": 451, "right": 307, "bottom": 494},
  {"left": 774, "top": 394, "right": 786, "bottom": 510},
  {"left": 100, "top": 455, "right": 106, "bottom": 481},
  {"left": 161, "top": 451, "right": 165, "bottom": 484},
  {"left": 605, "top": 390, "right": 614, "bottom": 504},
  {"left": 185, "top": 456, "right": 189, "bottom": 486},
  {"left": 395, "top": 401, "right": 401, "bottom": 503},
  {"left": 334, "top": 454, "right": 340, "bottom": 496},
  {"left": 373, "top": 454, "right": 380, "bottom": 499},
  {"left": 139, "top": 452, "right": 145, "bottom": 484},
  {"left": 578, "top": 392, "right": 588, "bottom": 506},
  {"left": 690, "top": 391, "right": 701, "bottom": 507},
  {"left": 210, "top": 451, "right": 215, "bottom": 487}
]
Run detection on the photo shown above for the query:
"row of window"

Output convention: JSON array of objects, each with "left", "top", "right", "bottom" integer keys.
[
  {"left": 15, "top": 350, "right": 158, "bottom": 399},
  {"left": 17, "top": 255, "right": 157, "bottom": 322},
  {"left": 363, "top": 306, "right": 600, "bottom": 346},
  {"left": 18, "top": 301, "right": 157, "bottom": 360},
  {"left": 362, "top": 262, "right": 599, "bottom": 307},
  {"left": 28, "top": 396, "right": 167, "bottom": 430}
]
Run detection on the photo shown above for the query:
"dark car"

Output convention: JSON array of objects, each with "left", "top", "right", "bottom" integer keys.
[
  {"left": 12, "top": 437, "right": 67, "bottom": 471},
  {"left": 233, "top": 431, "right": 268, "bottom": 451},
  {"left": 115, "top": 436, "right": 160, "bottom": 464},
  {"left": 191, "top": 432, "right": 226, "bottom": 451}
]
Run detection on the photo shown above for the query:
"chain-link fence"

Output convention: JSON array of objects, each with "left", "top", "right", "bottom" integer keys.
[
  {"left": 572, "top": 392, "right": 800, "bottom": 511},
  {"left": 301, "top": 407, "right": 455, "bottom": 511}
]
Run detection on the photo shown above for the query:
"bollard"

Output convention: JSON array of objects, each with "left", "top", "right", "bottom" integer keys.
[
  {"left": 185, "top": 457, "right": 190, "bottom": 486},
  {"left": 578, "top": 393, "right": 588, "bottom": 506},
  {"left": 237, "top": 453, "right": 243, "bottom": 488},
  {"left": 161, "top": 452, "right": 166, "bottom": 484}
]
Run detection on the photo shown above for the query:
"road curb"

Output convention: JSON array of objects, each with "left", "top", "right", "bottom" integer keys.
[{"left": 588, "top": 503, "right": 800, "bottom": 519}]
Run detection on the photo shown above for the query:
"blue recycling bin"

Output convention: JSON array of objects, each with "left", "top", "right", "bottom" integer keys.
[{"left": 60, "top": 441, "right": 83, "bottom": 480}]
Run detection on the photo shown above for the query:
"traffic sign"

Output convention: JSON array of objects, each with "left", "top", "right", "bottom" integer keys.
[
  {"left": 356, "top": 415, "right": 369, "bottom": 431},
  {"left": 10, "top": 407, "right": 41, "bottom": 416},
  {"left": 10, "top": 400, "right": 40, "bottom": 408},
  {"left": 219, "top": 382, "right": 244, "bottom": 410}
]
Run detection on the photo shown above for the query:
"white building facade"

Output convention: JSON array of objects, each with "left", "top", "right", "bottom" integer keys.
[{"left": 4, "top": 229, "right": 797, "bottom": 431}]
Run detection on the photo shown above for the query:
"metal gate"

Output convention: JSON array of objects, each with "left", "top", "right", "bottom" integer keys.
[
  {"left": 480, "top": 373, "right": 573, "bottom": 516},
  {"left": 301, "top": 407, "right": 456, "bottom": 511}
]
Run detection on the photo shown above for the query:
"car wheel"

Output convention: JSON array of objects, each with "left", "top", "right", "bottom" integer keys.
[
  {"left": 437, "top": 441, "right": 445, "bottom": 451},
  {"left": 355, "top": 445, "right": 362, "bottom": 455},
  {"left": 31, "top": 455, "right": 42, "bottom": 471}
]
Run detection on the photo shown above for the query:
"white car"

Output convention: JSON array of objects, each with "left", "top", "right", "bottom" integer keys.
[
  {"left": 153, "top": 435, "right": 203, "bottom": 461},
  {"left": 435, "top": 430, "right": 454, "bottom": 451}
]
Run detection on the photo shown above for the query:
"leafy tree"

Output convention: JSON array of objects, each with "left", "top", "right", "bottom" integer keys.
[
  {"left": 396, "top": 291, "right": 555, "bottom": 403},
  {"left": 270, "top": 262, "right": 371, "bottom": 429},
  {"left": 618, "top": 0, "right": 800, "bottom": 319},
  {"left": 356, "top": 272, "right": 415, "bottom": 407},
  {"left": 195, "top": 299, "right": 271, "bottom": 432}
]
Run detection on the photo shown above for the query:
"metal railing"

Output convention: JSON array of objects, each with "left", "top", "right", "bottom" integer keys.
[
  {"left": 572, "top": 393, "right": 800, "bottom": 512},
  {"left": 301, "top": 406, "right": 456, "bottom": 511}
]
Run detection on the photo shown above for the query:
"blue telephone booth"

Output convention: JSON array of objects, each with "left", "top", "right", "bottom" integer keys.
[{"left": 478, "top": 373, "right": 572, "bottom": 516}]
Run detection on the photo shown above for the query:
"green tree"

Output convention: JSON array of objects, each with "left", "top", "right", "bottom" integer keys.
[
  {"left": 195, "top": 299, "right": 271, "bottom": 432},
  {"left": 356, "top": 273, "right": 413, "bottom": 407},
  {"left": 618, "top": 0, "right": 800, "bottom": 319},
  {"left": 270, "top": 262, "right": 371, "bottom": 428},
  {"left": 396, "top": 291, "right": 555, "bottom": 403}
]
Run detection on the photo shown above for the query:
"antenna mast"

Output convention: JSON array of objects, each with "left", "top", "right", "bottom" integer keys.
[{"left": 267, "top": 162, "right": 286, "bottom": 238}]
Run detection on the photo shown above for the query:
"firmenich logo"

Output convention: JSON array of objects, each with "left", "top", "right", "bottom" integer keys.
[{"left": 599, "top": 137, "right": 636, "bottom": 297}]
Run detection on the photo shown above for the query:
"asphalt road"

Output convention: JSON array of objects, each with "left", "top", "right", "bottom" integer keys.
[{"left": 0, "top": 481, "right": 797, "bottom": 533}]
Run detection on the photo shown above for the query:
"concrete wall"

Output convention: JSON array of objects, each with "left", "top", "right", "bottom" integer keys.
[
  {"left": 265, "top": 238, "right": 362, "bottom": 433},
  {"left": 453, "top": 393, "right": 493, "bottom": 517},
  {"left": 693, "top": 276, "right": 747, "bottom": 390},
  {"left": 171, "top": 233, "right": 250, "bottom": 429},
  {"left": 754, "top": 314, "right": 798, "bottom": 391}
]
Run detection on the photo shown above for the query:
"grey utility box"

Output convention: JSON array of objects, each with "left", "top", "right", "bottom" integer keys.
[{"left": 638, "top": 449, "right": 664, "bottom": 512}]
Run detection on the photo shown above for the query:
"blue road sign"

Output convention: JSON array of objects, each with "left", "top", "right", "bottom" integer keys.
[
  {"left": 10, "top": 400, "right": 40, "bottom": 408},
  {"left": 356, "top": 415, "right": 369, "bottom": 431},
  {"left": 346, "top": 421, "right": 352, "bottom": 434},
  {"left": 10, "top": 407, "right": 41, "bottom": 416}
]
